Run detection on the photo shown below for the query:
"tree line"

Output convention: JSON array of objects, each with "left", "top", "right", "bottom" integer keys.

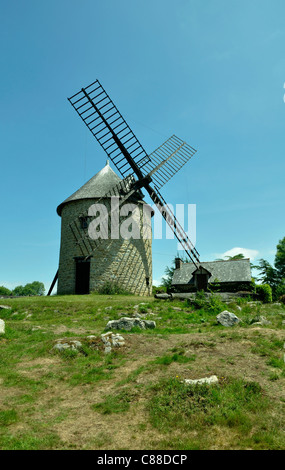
[{"left": 0, "top": 281, "right": 45, "bottom": 297}]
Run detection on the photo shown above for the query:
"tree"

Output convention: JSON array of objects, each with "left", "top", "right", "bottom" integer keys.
[
  {"left": 276, "top": 279, "right": 285, "bottom": 299},
  {"left": 161, "top": 262, "right": 176, "bottom": 289},
  {"left": 216, "top": 253, "right": 245, "bottom": 261},
  {"left": 225, "top": 254, "right": 245, "bottom": 260},
  {"left": 253, "top": 237, "right": 285, "bottom": 300},
  {"left": 12, "top": 281, "right": 45, "bottom": 297},
  {"left": 254, "top": 258, "right": 278, "bottom": 285},
  {"left": 12, "top": 285, "right": 26, "bottom": 296},
  {"left": 0, "top": 286, "right": 12, "bottom": 296},
  {"left": 23, "top": 282, "right": 45, "bottom": 296},
  {"left": 275, "top": 237, "right": 285, "bottom": 280},
  {"left": 162, "top": 254, "right": 188, "bottom": 289}
]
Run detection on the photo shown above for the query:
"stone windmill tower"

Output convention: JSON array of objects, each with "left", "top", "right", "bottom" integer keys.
[{"left": 56, "top": 160, "right": 152, "bottom": 296}]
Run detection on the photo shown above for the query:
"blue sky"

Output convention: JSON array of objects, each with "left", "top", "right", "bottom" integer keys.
[{"left": 1, "top": 0, "right": 284, "bottom": 292}]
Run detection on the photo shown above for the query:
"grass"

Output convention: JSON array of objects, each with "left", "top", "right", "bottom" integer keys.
[
  {"left": 0, "top": 293, "right": 284, "bottom": 449},
  {"left": 146, "top": 376, "right": 284, "bottom": 449},
  {"left": 148, "top": 376, "right": 264, "bottom": 430},
  {"left": 153, "top": 352, "right": 196, "bottom": 365},
  {"left": 92, "top": 389, "right": 134, "bottom": 414}
]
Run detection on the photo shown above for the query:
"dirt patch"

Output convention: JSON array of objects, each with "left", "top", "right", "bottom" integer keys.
[
  {"left": 16, "top": 357, "right": 63, "bottom": 379},
  {"left": 52, "top": 325, "right": 91, "bottom": 335}
]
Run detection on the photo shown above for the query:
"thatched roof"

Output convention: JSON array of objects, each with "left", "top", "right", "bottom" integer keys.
[{"left": 57, "top": 160, "right": 122, "bottom": 216}]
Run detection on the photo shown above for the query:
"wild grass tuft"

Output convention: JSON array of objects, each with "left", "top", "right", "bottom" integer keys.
[
  {"left": 92, "top": 389, "right": 134, "bottom": 414},
  {"left": 147, "top": 376, "right": 267, "bottom": 436}
]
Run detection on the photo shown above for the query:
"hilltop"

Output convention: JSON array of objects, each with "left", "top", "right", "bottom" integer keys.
[{"left": 0, "top": 294, "right": 284, "bottom": 450}]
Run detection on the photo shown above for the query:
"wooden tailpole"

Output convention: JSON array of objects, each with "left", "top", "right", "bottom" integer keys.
[{"left": 47, "top": 270, "right": 58, "bottom": 296}]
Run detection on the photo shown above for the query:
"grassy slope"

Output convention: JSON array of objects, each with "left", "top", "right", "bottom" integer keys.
[{"left": 0, "top": 294, "right": 284, "bottom": 450}]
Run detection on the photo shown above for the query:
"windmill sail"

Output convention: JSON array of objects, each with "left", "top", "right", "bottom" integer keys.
[
  {"left": 68, "top": 80, "right": 150, "bottom": 179},
  {"left": 141, "top": 134, "right": 197, "bottom": 190},
  {"left": 48, "top": 80, "right": 200, "bottom": 295},
  {"left": 67, "top": 81, "right": 199, "bottom": 265},
  {"left": 147, "top": 186, "right": 200, "bottom": 267}
]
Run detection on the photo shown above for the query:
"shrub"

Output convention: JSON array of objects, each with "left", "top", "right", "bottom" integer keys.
[
  {"left": 255, "top": 284, "right": 272, "bottom": 303},
  {"left": 0, "top": 286, "right": 12, "bottom": 296},
  {"left": 276, "top": 281, "right": 285, "bottom": 299},
  {"left": 188, "top": 291, "right": 225, "bottom": 314},
  {"left": 152, "top": 285, "right": 167, "bottom": 295},
  {"left": 279, "top": 295, "right": 285, "bottom": 305},
  {"left": 207, "top": 294, "right": 226, "bottom": 314},
  {"left": 189, "top": 290, "right": 207, "bottom": 309},
  {"left": 12, "top": 282, "right": 45, "bottom": 296},
  {"left": 93, "top": 281, "right": 131, "bottom": 295},
  {"left": 250, "top": 278, "right": 257, "bottom": 294}
]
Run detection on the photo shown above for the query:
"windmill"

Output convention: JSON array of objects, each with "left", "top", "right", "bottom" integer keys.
[{"left": 47, "top": 79, "right": 199, "bottom": 296}]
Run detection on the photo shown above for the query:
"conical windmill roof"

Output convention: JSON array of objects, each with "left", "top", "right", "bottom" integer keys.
[{"left": 57, "top": 160, "right": 122, "bottom": 216}]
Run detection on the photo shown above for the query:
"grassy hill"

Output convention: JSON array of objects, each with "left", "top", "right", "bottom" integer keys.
[{"left": 0, "top": 294, "right": 284, "bottom": 450}]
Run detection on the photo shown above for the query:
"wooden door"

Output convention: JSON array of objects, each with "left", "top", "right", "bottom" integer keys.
[{"left": 75, "top": 259, "right": 90, "bottom": 294}]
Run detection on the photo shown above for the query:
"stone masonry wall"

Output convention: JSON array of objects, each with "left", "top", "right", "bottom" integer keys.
[{"left": 57, "top": 197, "right": 152, "bottom": 296}]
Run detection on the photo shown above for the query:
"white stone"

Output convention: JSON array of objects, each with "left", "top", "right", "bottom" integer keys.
[
  {"left": 184, "top": 375, "right": 219, "bottom": 386},
  {"left": 105, "top": 317, "right": 146, "bottom": 331},
  {"left": 101, "top": 332, "right": 125, "bottom": 348},
  {"left": 0, "top": 319, "right": 5, "bottom": 334},
  {"left": 253, "top": 316, "right": 271, "bottom": 326},
  {"left": 53, "top": 340, "right": 82, "bottom": 352},
  {"left": 70, "top": 340, "right": 82, "bottom": 350},
  {"left": 217, "top": 311, "right": 240, "bottom": 327},
  {"left": 53, "top": 342, "right": 70, "bottom": 352}
]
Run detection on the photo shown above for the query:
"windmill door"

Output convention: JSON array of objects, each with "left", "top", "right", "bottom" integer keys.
[{"left": 75, "top": 259, "right": 90, "bottom": 295}]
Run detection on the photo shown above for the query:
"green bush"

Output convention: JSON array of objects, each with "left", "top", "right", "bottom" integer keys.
[
  {"left": 276, "top": 281, "right": 285, "bottom": 299},
  {"left": 255, "top": 284, "right": 272, "bottom": 303},
  {"left": 187, "top": 291, "right": 225, "bottom": 314},
  {"left": 251, "top": 278, "right": 257, "bottom": 294},
  {"left": 93, "top": 281, "right": 131, "bottom": 295},
  {"left": 279, "top": 294, "right": 285, "bottom": 305},
  {"left": 0, "top": 286, "right": 12, "bottom": 296},
  {"left": 12, "top": 282, "right": 45, "bottom": 296},
  {"left": 152, "top": 285, "right": 167, "bottom": 295},
  {"left": 189, "top": 290, "right": 207, "bottom": 309}
]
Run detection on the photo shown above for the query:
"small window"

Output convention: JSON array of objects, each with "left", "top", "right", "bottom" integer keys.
[
  {"left": 79, "top": 216, "right": 91, "bottom": 230},
  {"left": 146, "top": 277, "right": 150, "bottom": 286}
]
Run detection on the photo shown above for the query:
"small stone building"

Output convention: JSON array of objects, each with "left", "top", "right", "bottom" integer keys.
[
  {"left": 172, "top": 258, "right": 252, "bottom": 293},
  {"left": 56, "top": 161, "right": 152, "bottom": 296}
]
